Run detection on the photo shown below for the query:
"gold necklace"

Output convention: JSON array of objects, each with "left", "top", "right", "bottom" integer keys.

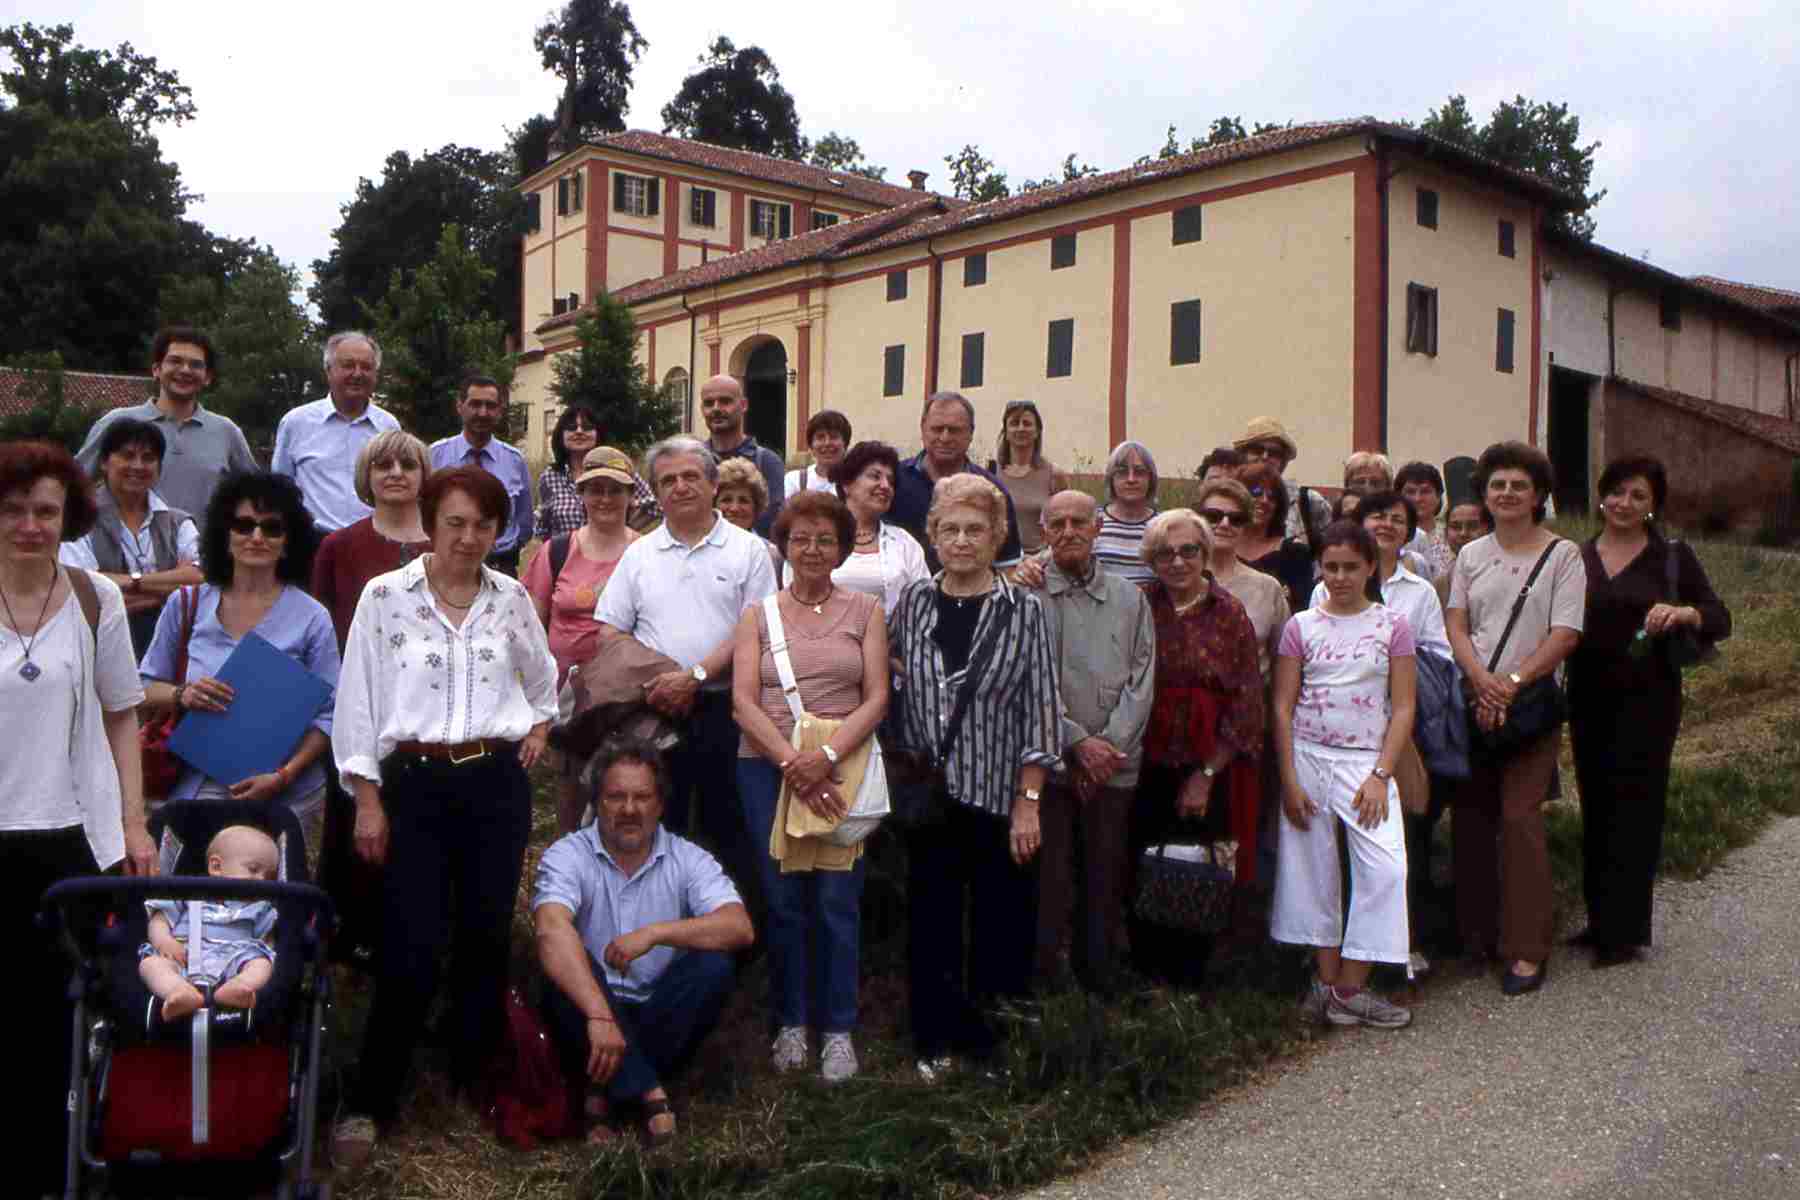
[{"left": 789, "top": 583, "right": 834, "bottom": 615}]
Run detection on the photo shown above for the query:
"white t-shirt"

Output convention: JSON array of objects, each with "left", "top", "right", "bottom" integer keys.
[
  {"left": 1279, "top": 603, "right": 1415, "bottom": 751},
  {"left": 783, "top": 465, "right": 836, "bottom": 498},
  {"left": 0, "top": 574, "right": 144, "bottom": 867},
  {"left": 1447, "top": 535, "right": 1586, "bottom": 678},
  {"left": 594, "top": 515, "right": 778, "bottom": 670}
]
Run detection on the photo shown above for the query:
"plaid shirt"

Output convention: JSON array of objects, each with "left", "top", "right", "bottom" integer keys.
[{"left": 536, "top": 465, "right": 661, "bottom": 542}]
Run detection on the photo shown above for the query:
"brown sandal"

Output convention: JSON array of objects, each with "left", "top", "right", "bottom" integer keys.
[
  {"left": 583, "top": 1091, "right": 621, "bottom": 1145},
  {"left": 641, "top": 1096, "right": 677, "bottom": 1148}
]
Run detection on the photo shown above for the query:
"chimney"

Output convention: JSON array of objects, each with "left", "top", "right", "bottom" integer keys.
[{"left": 907, "top": 170, "right": 928, "bottom": 191}]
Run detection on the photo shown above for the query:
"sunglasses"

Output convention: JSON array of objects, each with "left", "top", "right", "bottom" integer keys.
[
  {"left": 228, "top": 517, "right": 287, "bottom": 539},
  {"left": 1245, "top": 485, "right": 1268, "bottom": 498},
  {"left": 1150, "top": 542, "right": 1205, "bottom": 565},
  {"left": 1199, "top": 508, "right": 1248, "bottom": 528}
]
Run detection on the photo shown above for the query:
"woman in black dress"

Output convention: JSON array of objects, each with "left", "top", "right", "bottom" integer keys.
[{"left": 1567, "top": 455, "right": 1729, "bottom": 967}]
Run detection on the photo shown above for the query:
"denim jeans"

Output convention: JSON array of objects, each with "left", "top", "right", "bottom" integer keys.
[
  {"left": 735, "top": 758, "right": 864, "bottom": 1032},
  {"left": 543, "top": 949, "right": 736, "bottom": 1101}
]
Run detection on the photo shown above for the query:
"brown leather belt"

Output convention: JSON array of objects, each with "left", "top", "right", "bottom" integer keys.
[{"left": 393, "top": 738, "right": 517, "bottom": 765}]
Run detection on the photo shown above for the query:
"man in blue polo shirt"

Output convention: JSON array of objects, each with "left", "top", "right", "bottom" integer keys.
[
  {"left": 534, "top": 740, "right": 752, "bottom": 1142},
  {"left": 428, "top": 373, "right": 534, "bottom": 576},
  {"left": 889, "top": 390, "right": 1023, "bottom": 573}
]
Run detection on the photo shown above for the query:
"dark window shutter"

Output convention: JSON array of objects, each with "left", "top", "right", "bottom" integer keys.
[
  {"left": 646, "top": 177, "right": 660, "bottom": 217},
  {"left": 963, "top": 253, "right": 987, "bottom": 286},
  {"left": 960, "top": 332, "right": 985, "bottom": 389},
  {"left": 703, "top": 189, "right": 717, "bottom": 226},
  {"left": 778, "top": 204, "right": 792, "bottom": 239},
  {"left": 1496, "top": 308, "right": 1515, "bottom": 373},
  {"left": 613, "top": 172, "right": 627, "bottom": 212},
  {"left": 571, "top": 171, "right": 583, "bottom": 212},
  {"left": 1498, "top": 219, "right": 1516, "bottom": 258},
  {"left": 557, "top": 177, "right": 570, "bottom": 217},
  {"left": 526, "top": 193, "right": 541, "bottom": 233},
  {"left": 1046, "top": 318, "right": 1074, "bottom": 377},
  {"left": 1172, "top": 205, "right": 1203, "bottom": 245},
  {"left": 812, "top": 211, "right": 838, "bottom": 230},
  {"left": 1660, "top": 289, "right": 1682, "bottom": 330},
  {"left": 882, "top": 345, "right": 905, "bottom": 397},
  {"left": 1417, "top": 188, "right": 1438, "bottom": 229},
  {"left": 1050, "top": 233, "right": 1076, "bottom": 269},
  {"left": 1406, "top": 284, "right": 1439, "bottom": 356},
  {"left": 887, "top": 270, "right": 908, "bottom": 302},
  {"left": 552, "top": 296, "right": 567, "bottom": 316},
  {"left": 569, "top": 292, "right": 580, "bottom": 311},
  {"left": 1170, "top": 300, "right": 1201, "bottom": 365}
]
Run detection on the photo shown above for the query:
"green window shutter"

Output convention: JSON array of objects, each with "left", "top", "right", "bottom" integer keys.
[
  {"left": 1496, "top": 308, "right": 1515, "bottom": 373},
  {"left": 646, "top": 177, "right": 660, "bottom": 217},
  {"left": 963, "top": 253, "right": 987, "bottom": 286},
  {"left": 1046, "top": 319, "right": 1074, "bottom": 377},
  {"left": 883, "top": 345, "right": 905, "bottom": 396},
  {"left": 887, "top": 271, "right": 908, "bottom": 302},
  {"left": 1498, "top": 220, "right": 1516, "bottom": 258},
  {"left": 613, "top": 172, "right": 627, "bottom": 212},
  {"left": 1050, "top": 234, "right": 1076, "bottom": 269},
  {"left": 960, "top": 332, "right": 985, "bottom": 389},
  {"left": 1170, "top": 300, "right": 1201, "bottom": 365},
  {"left": 1172, "top": 205, "right": 1203, "bottom": 245}
]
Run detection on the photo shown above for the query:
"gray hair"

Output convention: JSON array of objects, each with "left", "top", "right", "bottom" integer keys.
[
  {"left": 920, "top": 390, "right": 976, "bottom": 427},
  {"left": 643, "top": 436, "right": 719, "bottom": 489},
  {"left": 1104, "top": 440, "right": 1159, "bottom": 502},
  {"left": 323, "top": 330, "right": 383, "bottom": 374}
]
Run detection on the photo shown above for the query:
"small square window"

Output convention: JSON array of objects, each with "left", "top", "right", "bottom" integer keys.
[
  {"left": 690, "top": 187, "right": 717, "bottom": 227},
  {"left": 1050, "top": 233, "right": 1077, "bottom": 270},
  {"left": 1046, "top": 318, "right": 1074, "bottom": 378},
  {"left": 1416, "top": 188, "right": 1438, "bottom": 230},
  {"left": 613, "top": 173, "right": 657, "bottom": 217},
  {"left": 963, "top": 253, "right": 987, "bottom": 287},
  {"left": 1498, "top": 220, "right": 1516, "bottom": 259},
  {"left": 1496, "top": 308, "right": 1515, "bottom": 373},
  {"left": 960, "top": 332, "right": 985, "bottom": 389},
  {"left": 1170, "top": 300, "right": 1201, "bottom": 365},
  {"left": 812, "top": 211, "right": 839, "bottom": 230},
  {"left": 751, "top": 200, "right": 792, "bottom": 240},
  {"left": 1406, "top": 284, "right": 1438, "bottom": 356},
  {"left": 1172, "top": 205, "right": 1203, "bottom": 245},
  {"left": 882, "top": 345, "right": 905, "bottom": 397},
  {"left": 1660, "top": 289, "right": 1682, "bottom": 331},
  {"left": 886, "top": 270, "right": 908, "bottom": 302}
]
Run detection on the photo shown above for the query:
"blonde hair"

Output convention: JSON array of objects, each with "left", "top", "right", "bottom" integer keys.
[
  {"left": 1140, "top": 508, "right": 1214, "bottom": 564},
  {"left": 926, "top": 473, "right": 1008, "bottom": 545},
  {"left": 1193, "top": 477, "right": 1254, "bottom": 518},
  {"left": 353, "top": 430, "right": 430, "bottom": 506},
  {"left": 714, "top": 457, "right": 768, "bottom": 512},
  {"left": 1342, "top": 451, "right": 1394, "bottom": 490}
]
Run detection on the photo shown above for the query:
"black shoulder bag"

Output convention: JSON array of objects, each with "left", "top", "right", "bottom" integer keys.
[
  {"left": 1662, "top": 539, "right": 1719, "bottom": 670},
  {"left": 1466, "top": 541, "right": 1568, "bottom": 758}
]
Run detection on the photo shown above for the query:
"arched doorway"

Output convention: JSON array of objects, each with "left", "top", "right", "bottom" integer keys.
[{"left": 742, "top": 340, "right": 789, "bottom": 456}]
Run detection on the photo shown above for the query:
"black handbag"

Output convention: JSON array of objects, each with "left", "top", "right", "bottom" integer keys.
[
  {"left": 881, "top": 592, "right": 1010, "bottom": 830},
  {"left": 1466, "top": 541, "right": 1568, "bottom": 758},
  {"left": 1662, "top": 540, "right": 1719, "bottom": 670},
  {"left": 1132, "top": 840, "right": 1235, "bottom": 935}
]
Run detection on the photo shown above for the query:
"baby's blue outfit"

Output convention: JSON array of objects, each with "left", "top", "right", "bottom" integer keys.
[{"left": 139, "top": 898, "right": 277, "bottom": 985}]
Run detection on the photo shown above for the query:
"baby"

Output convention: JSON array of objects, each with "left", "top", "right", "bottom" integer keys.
[{"left": 138, "top": 825, "right": 281, "bottom": 1020}]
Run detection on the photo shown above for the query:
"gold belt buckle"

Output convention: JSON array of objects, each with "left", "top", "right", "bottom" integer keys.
[{"left": 448, "top": 740, "right": 488, "bottom": 765}]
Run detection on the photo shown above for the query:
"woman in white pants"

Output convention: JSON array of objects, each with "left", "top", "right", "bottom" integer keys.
[{"left": 1270, "top": 520, "right": 1418, "bottom": 1029}]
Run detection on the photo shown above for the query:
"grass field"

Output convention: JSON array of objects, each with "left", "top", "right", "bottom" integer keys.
[{"left": 332, "top": 532, "right": 1800, "bottom": 1200}]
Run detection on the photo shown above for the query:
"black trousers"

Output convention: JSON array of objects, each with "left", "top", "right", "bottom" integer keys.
[
  {"left": 7, "top": 825, "right": 99, "bottom": 1195},
  {"left": 905, "top": 801, "right": 1036, "bottom": 1060},
  {"left": 667, "top": 691, "right": 755, "bottom": 910},
  {"left": 1575, "top": 758, "right": 1669, "bottom": 951},
  {"left": 353, "top": 751, "right": 532, "bottom": 1124}
]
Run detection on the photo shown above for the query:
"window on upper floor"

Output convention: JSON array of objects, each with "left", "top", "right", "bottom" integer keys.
[
  {"left": 1417, "top": 188, "right": 1438, "bottom": 230},
  {"left": 1046, "top": 318, "right": 1074, "bottom": 378},
  {"left": 1496, "top": 308, "right": 1515, "bottom": 373},
  {"left": 1050, "top": 233, "right": 1077, "bottom": 270},
  {"left": 812, "top": 211, "right": 840, "bottom": 230},
  {"left": 963, "top": 253, "right": 987, "bottom": 287},
  {"left": 556, "top": 172, "right": 583, "bottom": 216},
  {"left": 690, "top": 187, "right": 717, "bottom": 227},
  {"left": 1498, "top": 220, "right": 1516, "bottom": 259},
  {"left": 751, "top": 199, "right": 792, "bottom": 240},
  {"left": 882, "top": 345, "right": 905, "bottom": 397},
  {"left": 1406, "top": 284, "right": 1439, "bottom": 356},
  {"left": 1172, "top": 205, "right": 1203, "bottom": 245},
  {"left": 1660, "top": 288, "right": 1682, "bottom": 331},
  {"left": 960, "top": 332, "right": 985, "bottom": 389},
  {"left": 887, "top": 270, "right": 908, "bottom": 302},
  {"left": 1170, "top": 300, "right": 1202, "bottom": 366},
  {"left": 526, "top": 193, "right": 542, "bottom": 233},
  {"left": 613, "top": 172, "right": 657, "bottom": 217}
]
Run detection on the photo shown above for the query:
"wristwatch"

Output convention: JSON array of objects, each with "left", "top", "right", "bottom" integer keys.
[
  {"left": 1018, "top": 787, "right": 1041, "bottom": 803},
  {"left": 821, "top": 743, "right": 840, "bottom": 766},
  {"left": 689, "top": 665, "right": 708, "bottom": 684},
  {"left": 1371, "top": 767, "right": 1393, "bottom": 781},
  {"left": 1508, "top": 672, "right": 1523, "bottom": 686},
  {"left": 1198, "top": 764, "right": 1218, "bottom": 779},
  {"left": 128, "top": 568, "right": 143, "bottom": 592}
]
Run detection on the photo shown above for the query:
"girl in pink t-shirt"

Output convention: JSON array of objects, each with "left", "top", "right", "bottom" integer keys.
[{"left": 1270, "top": 521, "right": 1418, "bottom": 1029}]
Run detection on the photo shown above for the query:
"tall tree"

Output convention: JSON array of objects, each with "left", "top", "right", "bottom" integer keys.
[
  {"left": 805, "top": 131, "right": 885, "bottom": 180},
  {"left": 1421, "top": 94, "right": 1605, "bottom": 238},
  {"left": 533, "top": 0, "right": 646, "bottom": 158},
  {"left": 309, "top": 144, "right": 527, "bottom": 339},
  {"left": 660, "top": 37, "right": 804, "bottom": 159},
  {"left": 547, "top": 293, "right": 678, "bottom": 456},
  {"left": 364, "top": 225, "right": 516, "bottom": 441},
  {"left": 0, "top": 22, "right": 243, "bottom": 369},
  {"left": 943, "top": 144, "right": 1010, "bottom": 202}
]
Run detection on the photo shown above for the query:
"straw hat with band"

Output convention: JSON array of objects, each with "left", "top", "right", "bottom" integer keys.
[
  {"left": 1232, "top": 417, "right": 1299, "bottom": 463},
  {"left": 574, "top": 445, "right": 637, "bottom": 489}
]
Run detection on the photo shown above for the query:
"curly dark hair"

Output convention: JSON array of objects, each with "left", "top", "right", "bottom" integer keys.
[
  {"left": 772, "top": 491, "right": 857, "bottom": 567},
  {"left": 200, "top": 472, "right": 318, "bottom": 586},
  {"left": 420, "top": 465, "right": 510, "bottom": 534},
  {"left": 1472, "top": 441, "right": 1556, "bottom": 524},
  {"left": 550, "top": 404, "right": 603, "bottom": 471},
  {"left": 1355, "top": 489, "right": 1419, "bottom": 541},
  {"left": 1235, "top": 461, "right": 1290, "bottom": 536},
  {"left": 93, "top": 417, "right": 168, "bottom": 474},
  {"left": 831, "top": 440, "right": 901, "bottom": 501},
  {"left": 0, "top": 440, "right": 99, "bottom": 542}
]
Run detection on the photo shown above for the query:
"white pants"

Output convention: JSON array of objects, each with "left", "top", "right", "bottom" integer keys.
[{"left": 1269, "top": 741, "right": 1409, "bottom": 965}]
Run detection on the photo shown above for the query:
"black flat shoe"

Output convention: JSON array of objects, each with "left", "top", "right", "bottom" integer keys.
[
  {"left": 1565, "top": 927, "right": 1596, "bottom": 948},
  {"left": 1501, "top": 962, "right": 1547, "bottom": 996},
  {"left": 1592, "top": 945, "right": 1638, "bottom": 970}
]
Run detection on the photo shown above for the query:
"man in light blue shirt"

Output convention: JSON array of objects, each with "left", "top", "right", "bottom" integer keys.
[
  {"left": 427, "top": 373, "right": 533, "bottom": 576},
  {"left": 534, "top": 740, "right": 751, "bottom": 1139},
  {"left": 270, "top": 331, "right": 400, "bottom": 532}
]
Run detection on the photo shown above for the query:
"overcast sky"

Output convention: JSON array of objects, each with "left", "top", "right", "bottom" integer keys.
[{"left": 29, "top": 0, "right": 1800, "bottom": 298}]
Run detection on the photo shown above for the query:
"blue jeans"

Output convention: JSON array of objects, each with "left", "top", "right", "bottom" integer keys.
[
  {"left": 544, "top": 949, "right": 736, "bottom": 1101},
  {"left": 735, "top": 758, "right": 864, "bottom": 1032}
]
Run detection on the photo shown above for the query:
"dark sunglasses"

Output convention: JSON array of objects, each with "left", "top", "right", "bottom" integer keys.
[
  {"left": 1199, "top": 508, "right": 1249, "bottom": 528},
  {"left": 1150, "top": 542, "right": 1205, "bottom": 565},
  {"left": 228, "top": 517, "right": 287, "bottom": 539}
]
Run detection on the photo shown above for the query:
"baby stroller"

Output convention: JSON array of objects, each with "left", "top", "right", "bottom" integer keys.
[{"left": 40, "top": 801, "right": 335, "bottom": 1199}]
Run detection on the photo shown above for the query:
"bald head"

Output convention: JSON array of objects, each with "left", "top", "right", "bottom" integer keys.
[
  {"left": 1043, "top": 489, "right": 1100, "bottom": 574},
  {"left": 207, "top": 825, "right": 279, "bottom": 881},
  {"left": 700, "top": 374, "right": 747, "bottom": 446}
]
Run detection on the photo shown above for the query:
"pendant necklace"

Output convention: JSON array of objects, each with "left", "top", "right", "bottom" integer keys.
[
  {"left": 1, "top": 572, "right": 59, "bottom": 681},
  {"left": 791, "top": 584, "right": 833, "bottom": 615}
]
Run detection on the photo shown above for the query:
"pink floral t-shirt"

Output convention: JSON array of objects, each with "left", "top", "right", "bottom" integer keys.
[{"left": 1278, "top": 603, "right": 1415, "bottom": 751}]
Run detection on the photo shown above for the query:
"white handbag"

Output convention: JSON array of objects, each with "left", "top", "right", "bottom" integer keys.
[{"left": 763, "top": 594, "right": 888, "bottom": 847}]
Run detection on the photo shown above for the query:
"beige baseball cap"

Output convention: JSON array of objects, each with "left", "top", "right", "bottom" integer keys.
[{"left": 574, "top": 445, "right": 637, "bottom": 488}]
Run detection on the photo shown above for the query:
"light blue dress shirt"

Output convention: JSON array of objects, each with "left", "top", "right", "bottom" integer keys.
[
  {"left": 270, "top": 397, "right": 400, "bottom": 532},
  {"left": 427, "top": 432, "right": 534, "bottom": 553}
]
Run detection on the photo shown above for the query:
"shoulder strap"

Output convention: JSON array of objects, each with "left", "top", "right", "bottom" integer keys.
[
  {"left": 761, "top": 594, "right": 807, "bottom": 727},
  {"left": 66, "top": 567, "right": 101, "bottom": 648},
  {"left": 1663, "top": 538, "right": 1682, "bottom": 602},
  {"left": 173, "top": 585, "right": 200, "bottom": 684},
  {"left": 936, "top": 590, "right": 1013, "bottom": 761},
  {"left": 548, "top": 533, "right": 573, "bottom": 588},
  {"left": 1483, "top": 539, "right": 1561, "bottom": 674}
]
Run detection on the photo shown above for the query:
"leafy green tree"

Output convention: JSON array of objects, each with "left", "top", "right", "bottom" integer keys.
[
  {"left": 509, "top": 112, "right": 560, "bottom": 180},
  {"left": 943, "top": 144, "right": 1010, "bottom": 202},
  {"left": 660, "top": 37, "right": 804, "bottom": 159},
  {"left": 534, "top": 0, "right": 647, "bottom": 161},
  {"left": 309, "top": 144, "right": 527, "bottom": 339},
  {"left": 1420, "top": 94, "right": 1605, "bottom": 238},
  {"left": 805, "top": 131, "right": 885, "bottom": 180},
  {"left": 547, "top": 293, "right": 678, "bottom": 456},
  {"left": 1020, "top": 153, "right": 1100, "bottom": 193},
  {"left": 0, "top": 352, "right": 98, "bottom": 452},
  {"left": 365, "top": 225, "right": 516, "bottom": 442}
]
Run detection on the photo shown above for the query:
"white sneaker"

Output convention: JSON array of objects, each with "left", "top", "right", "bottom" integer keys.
[
  {"left": 771, "top": 1025, "right": 808, "bottom": 1073},
  {"left": 915, "top": 1054, "right": 954, "bottom": 1084},
  {"left": 1409, "top": 950, "right": 1431, "bottom": 977},
  {"left": 820, "top": 1032, "right": 859, "bottom": 1083},
  {"left": 1326, "top": 987, "right": 1412, "bottom": 1029}
]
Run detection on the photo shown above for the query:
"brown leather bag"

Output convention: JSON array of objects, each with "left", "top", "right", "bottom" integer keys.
[{"left": 141, "top": 586, "right": 199, "bottom": 801}]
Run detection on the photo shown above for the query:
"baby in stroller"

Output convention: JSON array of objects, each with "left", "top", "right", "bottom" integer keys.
[{"left": 138, "top": 824, "right": 281, "bottom": 1019}]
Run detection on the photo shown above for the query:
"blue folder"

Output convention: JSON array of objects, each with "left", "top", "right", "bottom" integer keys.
[{"left": 167, "top": 632, "right": 332, "bottom": 786}]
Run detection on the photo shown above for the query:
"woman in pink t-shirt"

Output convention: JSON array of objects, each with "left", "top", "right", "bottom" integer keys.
[{"left": 1271, "top": 521, "right": 1418, "bottom": 1030}]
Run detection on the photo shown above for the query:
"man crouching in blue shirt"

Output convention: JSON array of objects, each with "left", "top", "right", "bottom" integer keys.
[{"left": 534, "top": 738, "right": 754, "bottom": 1146}]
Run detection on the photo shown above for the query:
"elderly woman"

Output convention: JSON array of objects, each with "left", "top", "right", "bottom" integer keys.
[
  {"left": 785, "top": 409, "right": 852, "bottom": 497},
  {"left": 795, "top": 439, "right": 927, "bottom": 612},
  {"left": 990, "top": 400, "right": 1071, "bottom": 556},
  {"left": 140, "top": 472, "right": 338, "bottom": 870},
  {"left": 1129, "top": 509, "right": 1265, "bottom": 982},
  {"left": 1568, "top": 456, "right": 1729, "bottom": 968},
  {"left": 1343, "top": 451, "right": 1395, "bottom": 496},
  {"left": 1094, "top": 440, "right": 1159, "bottom": 584},
  {"left": 1446, "top": 442, "right": 1586, "bottom": 996},
  {"left": 733, "top": 491, "right": 887, "bottom": 1082},
  {"left": 1234, "top": 462, "right": 1316, "bottom": 615},
  {"left": 524, "top": 445, "right": 641, "bottom": 832},
  {"left": 330, "top": 465, "right": 558, "bottom": 1166},
  {"left": 718, "top": 456, "right": 783, "bottom": 576},
  {"left": 888, "top": 474, "right": 1061, "bottom": 1079},
  {"left": 1396, "top": 461, "right": 1454, "bottom": 581},
  {"left": 2, "top": 441, "right": 151, "bottom": 1195},
  {"left": 1195, "top": 477, "right": 1290, "bottom": 681},
  {"left": 60, "top": 418, "right": 203, "bottom": 655}
]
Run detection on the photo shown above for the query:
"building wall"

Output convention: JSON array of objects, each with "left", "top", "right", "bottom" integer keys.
[
  {"left": 1544, "top": 253, "right": 1610, "bottom": 377},
  {"left": 1385, "top": 161, "right": 1535, "bottom": 472},
  {"left": 1603, "top": 380, "right": 1794, "bottom": 532}
]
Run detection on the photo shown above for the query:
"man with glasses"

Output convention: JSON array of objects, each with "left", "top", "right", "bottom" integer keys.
[
  {"left": 77, "top": 326, "right": 259, "bottom": 516},
  {"left": 1232, "top": 416, "right": 1331, "bottom": 549},
  {"left": 429, "top": 374, "right": 533, "bottom": 576},
  {"left": 890, "top": 391, "right": 1022, "bottom": 573},
  {"left": 272, "top": 331, "right": 401, "bottom": 532}
]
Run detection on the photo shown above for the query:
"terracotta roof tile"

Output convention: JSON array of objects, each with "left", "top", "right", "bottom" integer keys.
[
  {"left": 0, "top": 367, "right": 152, "bottom": 419},
  {"left": 581, "top": 130, "right": 944, "bottom": 209},
  {"left": 1688, "top": 275, "right": 1800, "bottom": 315},
  {"left": 1614, "top": 377, "right": 1800, "bottom": 456}
]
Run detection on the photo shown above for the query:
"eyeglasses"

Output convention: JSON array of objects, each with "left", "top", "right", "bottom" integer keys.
[
  {"left": 161, "top": 354, "right": 208, "bottom": 372},
  {"left": 1245, "top": 485, "right": 1268, "bottom": 498},
  {"left": 787, "top": 535, "right": 840, "bottom": 551},
  {"left": 1150, "top": 542, "right": 1205, "bottom": 565},
  {"left": 1113, "top": 465, "right": 1152, "bottom": 479},
  {"left": 228, "top": 517, "right": 287, "bottom": 539},
  {"left": 1486, "top": 478, "right": 1536, "bottom": 494},
  {"left": 1198, "top": 508, "right": 1248, "bottom": 528},
  {"left": 1242, "top": 443, "right": 1285, "bottom": 461}
]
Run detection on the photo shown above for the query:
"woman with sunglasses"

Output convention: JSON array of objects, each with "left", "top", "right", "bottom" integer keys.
[
  {"left": 538, "top": 405, "right": 660, "bottom": 538},
  {"left": 1193, "top": 477, "right": 1290, "bottom": 682},
  {"left": 1234, "top": 462, "right": 1316, "bottom": 616},
  {"left": 989, "top": 400, "right": 1070, "bottom": 556},
  {"left": 140, "top": 472, "right": 338, "bottom": 870}
]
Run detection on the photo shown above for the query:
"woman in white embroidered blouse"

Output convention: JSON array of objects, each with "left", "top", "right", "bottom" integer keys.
[{"left": 329, "top": 465, "right": 558, "bottom": 1166}]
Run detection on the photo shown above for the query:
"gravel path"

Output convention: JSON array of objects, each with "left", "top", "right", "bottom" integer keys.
[{"left": 1025, "top": 815, "right": 1800, "bottom": 1200}]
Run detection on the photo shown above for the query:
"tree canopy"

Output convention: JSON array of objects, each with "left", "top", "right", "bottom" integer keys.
[
  {"left": 547, "top": 293, "right": 678, "bottom": 456},
  {"left": 661, "top": 37, "right": 804, "bottom": 159},
  {"left": 805, "top": 131, "right": 885, "bottom": 180},
  {"left": 1420, "top": 94, "right": 1605, "bottom": 238},
  {"left": 943, "top": 144, "right": 1011, "bottom": 202},
  {"left": 533, "top": 0, "right": 646, "bottom": 168}
]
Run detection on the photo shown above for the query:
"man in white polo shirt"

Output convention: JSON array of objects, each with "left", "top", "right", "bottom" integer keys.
[
  {"left": 271, "top": 331, "right": 401, "bottom": 532},
  {"left": 594, "top": 435, "right": 777, "bottom": 862}
]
